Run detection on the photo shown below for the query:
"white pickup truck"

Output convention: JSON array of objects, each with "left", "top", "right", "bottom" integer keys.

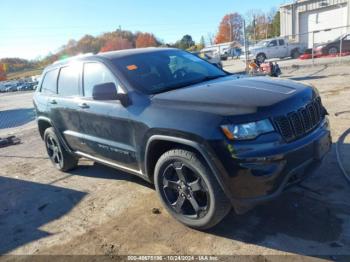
[{"left": 240, "top": 38, "right": 306, "bottom": 63}]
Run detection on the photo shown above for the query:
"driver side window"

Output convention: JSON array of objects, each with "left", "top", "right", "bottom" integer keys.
[{"left": 83, "top": 63, "right": 118, "bottom": 97}]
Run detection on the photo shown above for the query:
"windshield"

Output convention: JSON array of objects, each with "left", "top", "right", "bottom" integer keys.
[{"left": 112, "top": 50, "right": 227, "bottom": 94}]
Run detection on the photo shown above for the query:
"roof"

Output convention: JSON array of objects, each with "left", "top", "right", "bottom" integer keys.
[
  {"left": 46, "top": 47, "right": 178, "bottom": 70},
  {"left": 98, "top": 47, "right": 177, "bottom": 59}
]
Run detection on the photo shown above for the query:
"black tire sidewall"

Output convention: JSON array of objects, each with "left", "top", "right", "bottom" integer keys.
[
  {"left": 154, "top": 150, "right": 225, "bottom": 229},
  {"left": 44, "top": 127, "right": 64, "bottom": 169},
  {"left": 44, "top": 127, "right": 77, "bottom": 171},
  {"left": 256, "top": 53, "right": 266, "bottom": 63}
]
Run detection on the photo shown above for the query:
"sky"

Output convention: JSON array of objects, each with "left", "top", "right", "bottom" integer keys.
[{"left": 0, "top": 0, "right": 289, "bottom": 60}]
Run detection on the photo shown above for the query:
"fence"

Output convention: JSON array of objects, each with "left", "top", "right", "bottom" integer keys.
[{"left": 282, "top": 24, "right": 350, "bottom": 65}]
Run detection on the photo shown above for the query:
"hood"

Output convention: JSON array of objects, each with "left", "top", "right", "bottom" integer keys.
[{"left": 151, "top": 76, "right": 312, "bottom": 116}]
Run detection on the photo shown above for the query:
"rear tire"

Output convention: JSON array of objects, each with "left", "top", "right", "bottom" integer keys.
[
  {"left": 291, "top": 49, "right": 300, "bottom": 59},
  {"left": 154, "top": 149, "right": 231, "bottom": 230},
  {"left": 44, "top": 127, "right": 78, "bottom": 172}
]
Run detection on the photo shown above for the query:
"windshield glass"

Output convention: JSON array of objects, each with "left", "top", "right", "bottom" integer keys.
[{"left": 111, "top": 50, "right": 227, "bottom": 94}]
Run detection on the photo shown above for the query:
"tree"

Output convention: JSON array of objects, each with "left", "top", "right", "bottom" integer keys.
[
  {"left": 245, "top": 9, "right": 280, "bottom": 42},
  {"left": 135, "top": 32, "right": 158, "bottom": 48},
  {"left": 199, "top": 36, "right": 206, "bottom": 49},
  {"left": 270, "top": 11, "right": 280, "bottom": 38},
  {"left": 76, "top": 35, "right": 102, "bottom": 54},
  {"left": 100, "top": 37, "right": 133, "bottom": 52},
  {"left": 175, "top": 35, "right": 195, "bottom": 50},
  {"left": 215, "top": 13, "right": 243, "bottom": 44}
]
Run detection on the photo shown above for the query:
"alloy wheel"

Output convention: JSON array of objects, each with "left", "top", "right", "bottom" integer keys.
[
  {"left": 160, "top": 161, "right": 210, "bottom": 219},
  {"left": 46, "top": 135, "right": 63, "bottom": 168}
]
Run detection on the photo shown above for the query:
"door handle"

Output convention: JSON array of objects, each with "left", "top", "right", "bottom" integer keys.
[
  {"left": 49, "top": 99, "right": 57, "bottom": 104},
  {"left": 78, "top": 103, "right": 89, "bottom": 109}
]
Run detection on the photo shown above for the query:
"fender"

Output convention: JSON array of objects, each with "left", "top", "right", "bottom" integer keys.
[
  {"left": 37, "top": 116, "right": 74, "bottom": 155},
  {"left": 144, "top": 135, "right": 234, "bottom": 203}
]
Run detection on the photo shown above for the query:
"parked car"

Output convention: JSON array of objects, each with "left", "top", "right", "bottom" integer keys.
[
  {"left": 33, "top": 48, "right": 331, "bottom": 229},
  {"left": 192, "top": 51, "right": 223, "bottom": 68},
  {"left": 5, "top": 85, "right": 17, "bottom": 92},
  {"left": 314, "top": 34, "right": 350, "bottom": 56},
  {"left": 241, "top": 38, "right": 306, "bottom": 63}
]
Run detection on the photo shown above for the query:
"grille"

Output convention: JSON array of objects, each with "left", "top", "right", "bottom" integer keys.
[{"left": 274, "top": 97, "right": 325, "bottom": 142}]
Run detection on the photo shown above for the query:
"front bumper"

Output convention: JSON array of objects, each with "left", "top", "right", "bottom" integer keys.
[{"left": 209, "top": 118, "right": 331, "bottom": 213}]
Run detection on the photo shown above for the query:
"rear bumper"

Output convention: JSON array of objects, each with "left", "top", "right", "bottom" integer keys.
[{"left": 209, "top": 118, "right": 331, "bottom": 214}]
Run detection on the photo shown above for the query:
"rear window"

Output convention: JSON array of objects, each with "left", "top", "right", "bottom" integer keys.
[
  {"left": 58, "top": 64, "right": 80, "bottom": 96},
  {"left": 279, "top": 39, "right": 285, "bottom": 46},
  {"left": 41, "top": 69, "right": 58, "bottom": 94}
]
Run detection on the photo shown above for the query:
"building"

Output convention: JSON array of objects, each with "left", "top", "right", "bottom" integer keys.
[{"left": 280, "top": 0, "right": 350, "bottom": 47}]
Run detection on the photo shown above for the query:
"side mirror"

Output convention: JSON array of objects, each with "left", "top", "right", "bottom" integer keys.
[{"left": 92, "top": 82, "right": 117, "bottom": 100}]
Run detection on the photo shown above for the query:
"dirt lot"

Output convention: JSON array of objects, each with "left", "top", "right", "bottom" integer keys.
[{"left": 0, "top": 64, "right": 350, "bottom": 260}]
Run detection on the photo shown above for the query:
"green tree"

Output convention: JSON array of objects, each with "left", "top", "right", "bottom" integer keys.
[
  {"left": 175, "top": 35, "right": 195, "bottom": 50},
  {"left": 270, "top": 11, "right": 280, "bottom": 38}
]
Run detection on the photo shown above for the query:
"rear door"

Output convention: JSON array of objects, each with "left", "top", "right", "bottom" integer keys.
[
  {"left": 278, "top": 39, "right": 289, "bottom": 57},
  {"left": 50, "top": 62, "right": 86, "bottom": 152},
  {"left": 77, "top": 62, "right": 138, "bottom": 172}
]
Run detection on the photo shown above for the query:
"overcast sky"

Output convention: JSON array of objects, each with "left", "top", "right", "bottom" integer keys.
[{"left": 0, "top": 0, "right": 288, "bottom": 60}]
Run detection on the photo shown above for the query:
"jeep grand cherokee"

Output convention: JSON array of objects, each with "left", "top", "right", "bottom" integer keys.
[{"left": 33, "top": 48, "right": 331, "bottom": 229}]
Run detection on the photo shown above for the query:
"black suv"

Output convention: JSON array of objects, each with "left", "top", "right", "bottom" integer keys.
[{"left": 33, "top": 48, "right": 331, "bottom": 229}]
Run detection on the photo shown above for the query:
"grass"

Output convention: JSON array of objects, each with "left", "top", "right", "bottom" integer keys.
[{"left": 7, "top": 68, "right": 43, "bottom": 80}]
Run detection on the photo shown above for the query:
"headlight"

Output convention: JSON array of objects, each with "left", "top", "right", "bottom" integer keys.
[{"left": 221, "top": 119, "right": 274, "bottom": 140}]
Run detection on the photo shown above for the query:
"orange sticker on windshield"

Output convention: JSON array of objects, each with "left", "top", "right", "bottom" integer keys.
[{"left": 127, "top": 65, "right": 138, "bottom": 70}]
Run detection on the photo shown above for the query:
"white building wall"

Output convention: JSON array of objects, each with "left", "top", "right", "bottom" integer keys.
[{"left": 280, "top": 0, "right": 349, "bottom": 47}]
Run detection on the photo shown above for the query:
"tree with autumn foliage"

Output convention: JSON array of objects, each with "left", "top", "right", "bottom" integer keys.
[
  {"left": 135, "top": 32, "right": 158, "bottom": 48},
  {"left": 100, "top": 36, "right": 133, "bottom": 52},
  {"left": 215, "top": 13, "right": 243, "bottom": 44}
]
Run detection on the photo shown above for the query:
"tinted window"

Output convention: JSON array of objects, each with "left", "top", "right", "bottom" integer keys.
[
  {"left": 269, "top": 40, "right": 277, "bottom": 47},
  {"left": 41, "top": 69, "right": 58, "bottom": 94},
  {"left": 112, "top": 50, "right": 227, "bottom": 94},
  {"left": 278, "top": 39, "right": 285, "bottom": 46},
  {"left": 83, "top": 63, "right": 117, "bottom": 97},
  {"left": 58, "top": 64, "right": 80, "bottom": 96}
]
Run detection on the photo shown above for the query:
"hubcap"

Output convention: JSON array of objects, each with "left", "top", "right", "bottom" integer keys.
[
  {"left": 46, "top": 135, "right": 63, "bottom": 167},
  {"left": 160, "top": 161, "right": 209, "bottom": 219}
]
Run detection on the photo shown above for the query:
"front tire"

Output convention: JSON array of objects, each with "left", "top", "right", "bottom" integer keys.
[
  {"left": 154, "top": 149, "right": 231, "bottom": 230},
  {"left": 44, "top": 127, "right": 78, "bottom": 172},
  {"left": 328, "top": 46, "right": 338, "bottom": 55},
  {"left": 256, "top": 53, "right": 266, "bottom": 63}
]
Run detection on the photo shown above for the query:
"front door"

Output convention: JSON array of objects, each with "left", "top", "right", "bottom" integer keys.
[{"left": 77, "top": 62, "right": 139, "bottom": 172}]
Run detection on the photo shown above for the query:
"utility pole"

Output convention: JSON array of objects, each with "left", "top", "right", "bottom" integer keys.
[
  {"left": 229, "top": 19, "right": 233, "bottom": 42},
  {"left": 243, "top": 19, "right": 249, "bottom": 72}
]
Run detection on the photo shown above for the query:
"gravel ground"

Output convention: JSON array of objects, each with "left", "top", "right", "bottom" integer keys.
[{"left": 0, "top": 64, "right": 350, "bottom": 261}]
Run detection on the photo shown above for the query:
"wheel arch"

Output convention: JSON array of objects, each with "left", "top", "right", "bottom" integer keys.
[
  {"left": 37, "top": 116, "right": 73, "bottom": 154},
  {"left": 37, "top": 116, "right": 53, "bottom": 139},
  {"left": 144, "top": 135, "right": 233, "bottom": 201}
]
